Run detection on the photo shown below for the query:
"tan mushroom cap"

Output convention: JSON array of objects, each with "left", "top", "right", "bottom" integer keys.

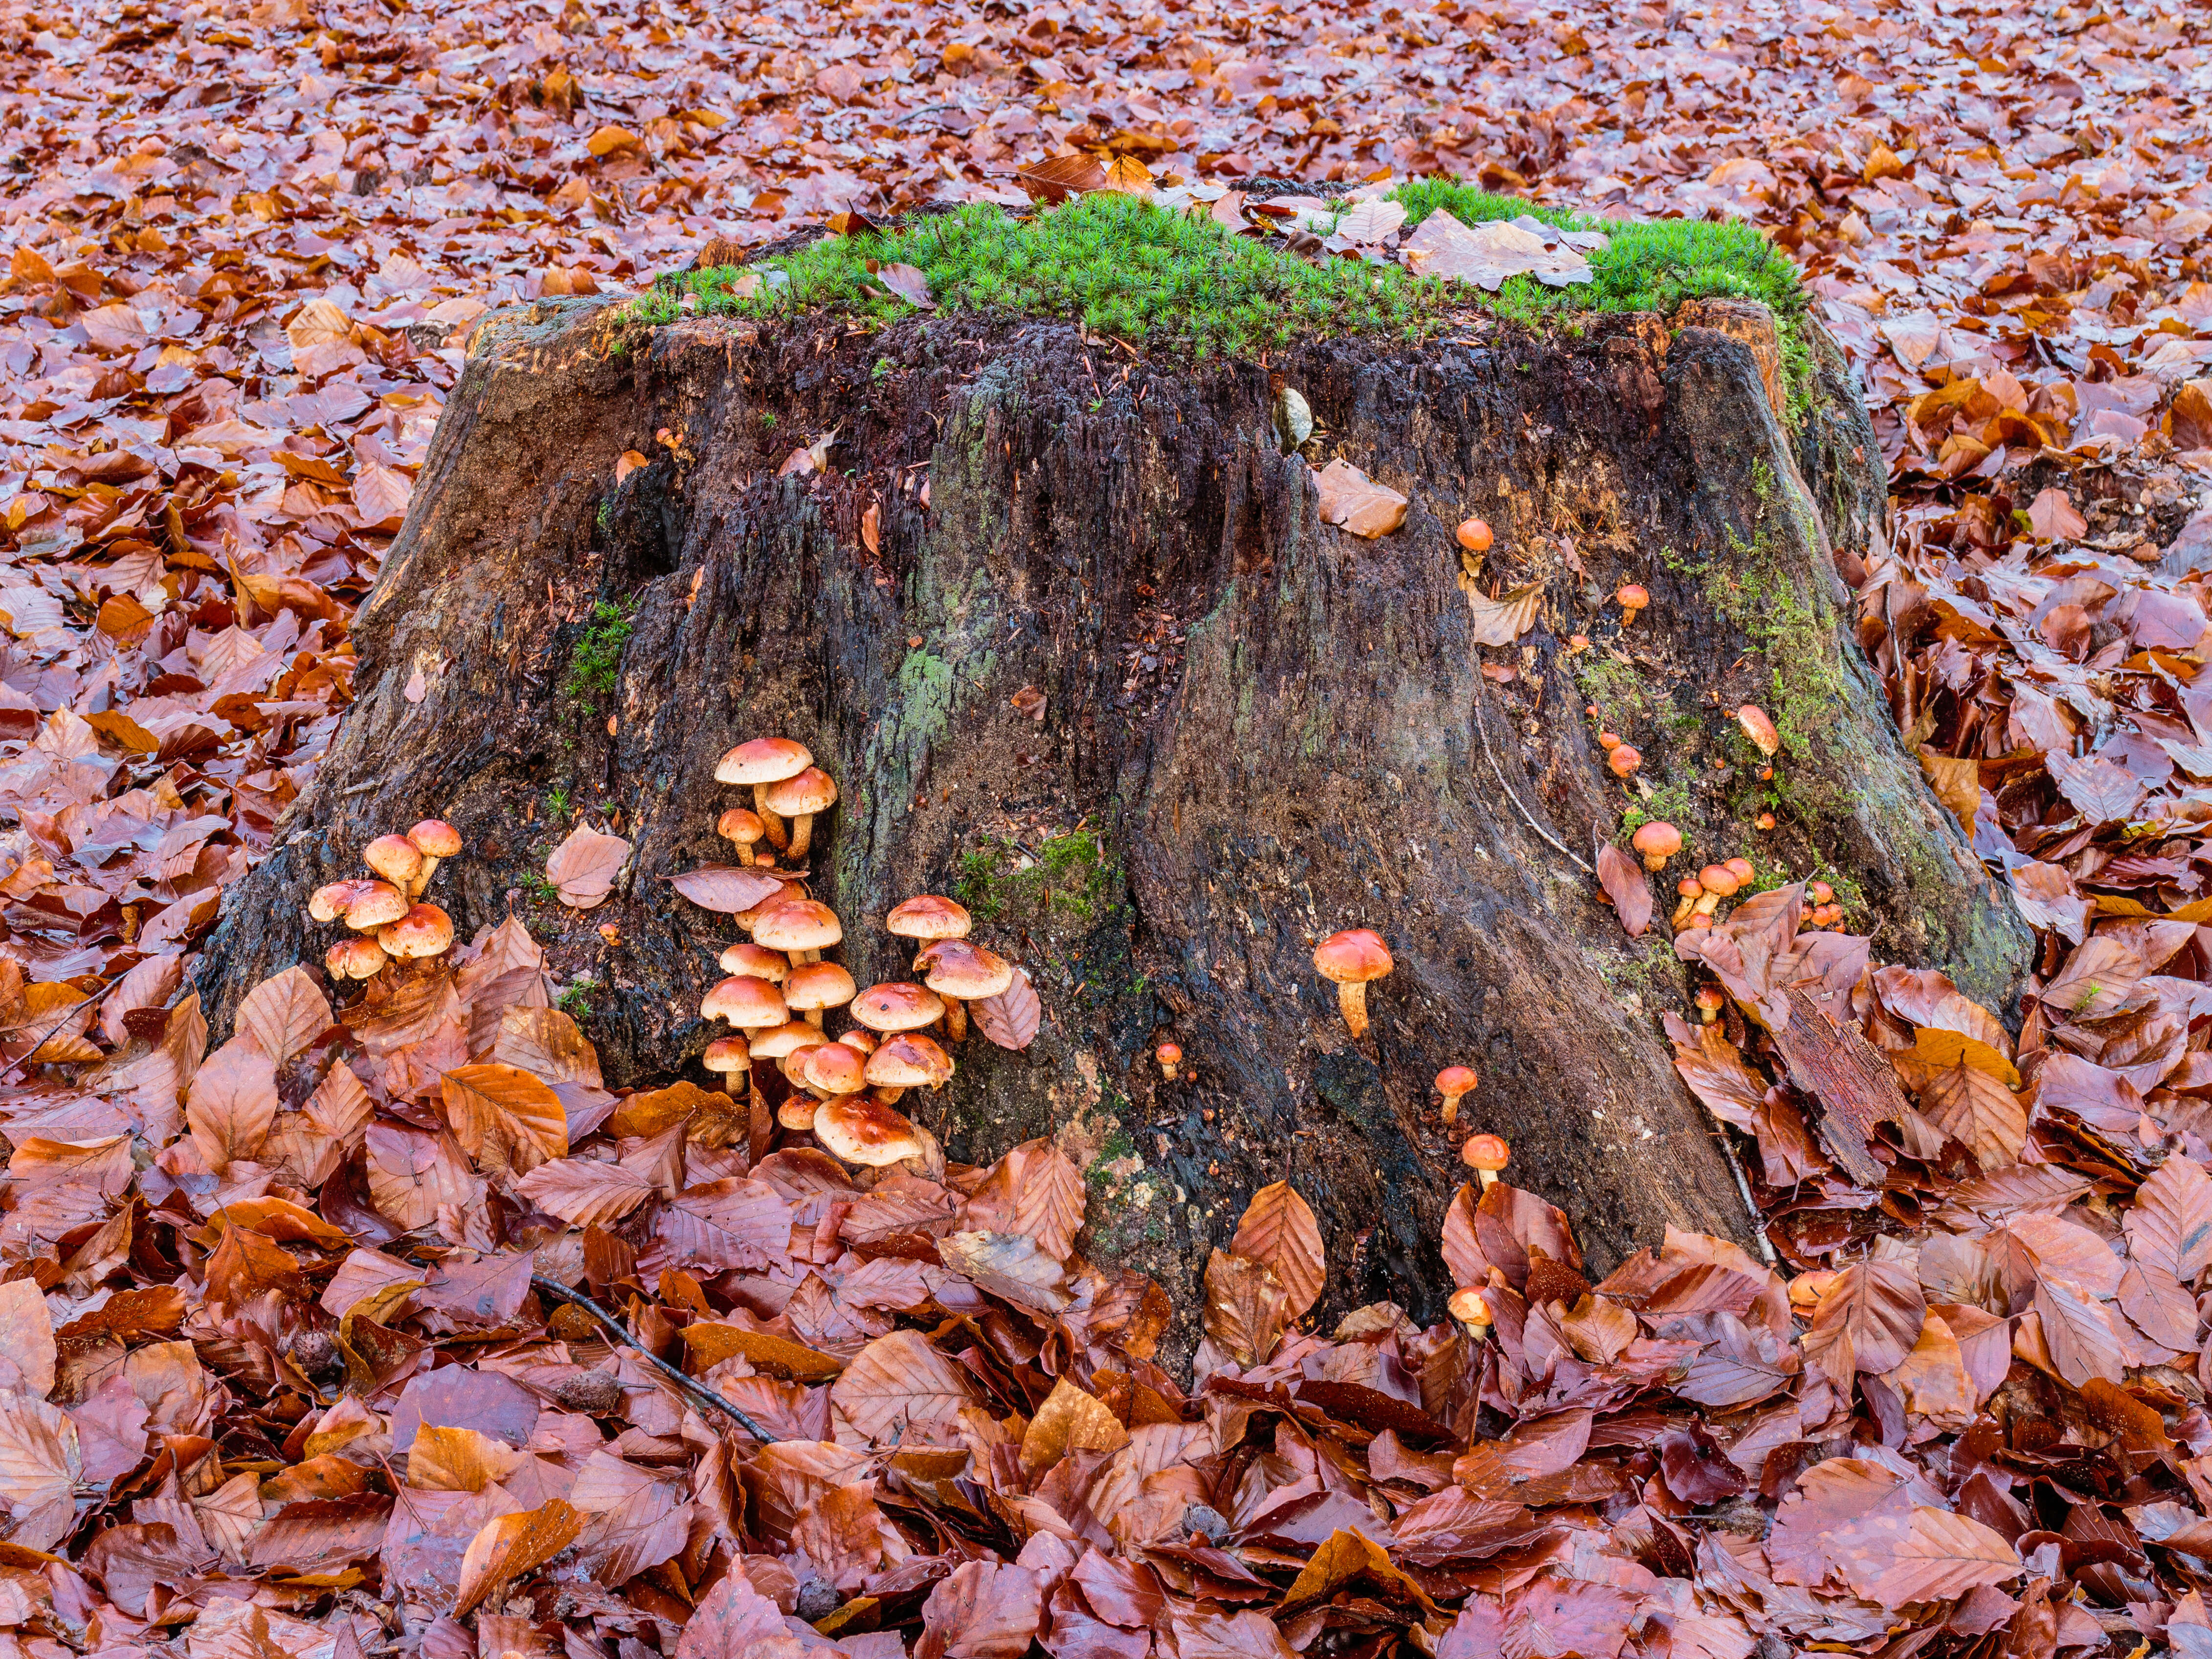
[
  {"left": 886, "top": 895, "right": 971, "bottom": 944},
  {"left": 802, "top": 1042, "right": 869, "bottom": 1098},
  {"left": 407, "top": 819, "right": 462, "bottom": 858},
  {"left": 700, "top": 975, "right": 787, "bottom": 1028},
  {"left": 717, "top": 807, "right": 765, "bottom": 846},
  {"left": 751, "top": 898, "right": 843, "bottom": 954},
  {"left": 849, "top": 981, "right": 946, "bottom": 1033},
  {"left": 747, "top": 1019, "right": 819, "bottom": 1058},
  {"left": 719, "top": 942, "right": 789, "bottom": 982},
  {"left": 763, "top": 766, "right": 837, "bottom": 818},
  {"left": 364, "top": 834, "right": 425, "bottom": 887},
  {"left": 344, "top": 881, "right": 410, "bottom": 931},
  {"left": 781, "top": 1041, "right": 830, "bottom": 1088},
  {"left": 777, "top": 1097, "right": 819, "bottom": 1131},
  {"left": 784, "top": 961, "right": 857, "bottom": 1013},
  {"left": 813, "top": 1095, "right": 925, "bottom": 1167},
  {"left": 379, "top": 902, "right": 454, "bottom": 959},
  {"left": 839, "top": 1026, "right": 878, "bottom": 1056},
  {"left": 325, "top": 936, "right": 388, "bottom": 981},
  {"left": 714, "top": 737, "right": 812, "bottom": 786},
  {"left": 1313, "top": 928, "right": 1393, "bottom": 985},
  {"left": 702, "top": 1036, "right": 750, "bottom": 1073},
  {"left": 921, "top": 940, "right": 1014, "bottom": 1001},
  {"left": 865, "top": 1032, "right": 954, "bottom": 1091},
  {"left": 310, "top": 877, "right": 378, "bottom": 923}
]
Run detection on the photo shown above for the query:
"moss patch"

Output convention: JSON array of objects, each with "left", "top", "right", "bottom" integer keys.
[{"left": 958, "top": 826, "right": 1114, "bottom": 924}]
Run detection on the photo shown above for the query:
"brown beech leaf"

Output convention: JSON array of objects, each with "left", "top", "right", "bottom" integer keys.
[
  {"left": 962, "top": 1137, "right": 1085, "bottom": 1258},
  {"left": 831, "top": 1329, "right": 975, "bottom": 1445},
  {"left": 1918, "top": 1059, "right": 2026, "bottom": 1170},
  {"left": 1800, "top": 1259, "right": 1925, "bottom": 1382},
  {"left": 972, "top": 966, "right": 1041, "bottom": 1050},
  {"left": 1465, "top": 581, "right": 1542, "bottom": 647},
  {"left": 1313, "top": 457, "right": 1408, "bottom": 538},
  {"left": 666, "top": 866, "right": 783, "bottom": 915},
  {"left": 1018, "top": 1377, "right": 1129, "bottom": 1476},
  {"left": 545, "top": 826, "right": 631, "bottom": 909},
  {"left": 2026, "top": 486, "right": 2088, "bottom": 541},
  {"left": 673, "top": 1568, "right": 789, "bottom": 1659},
  {"left": 2032, "top": 1273, "right": 2124, "bottom": 1388},
  {"left": 0, "top": 1282, "right": 56, "bottom": 1400},
  {"left": 1594, "top": 839, "right": 1653, "bottom": 937},
  {"left": 234, "top": 965, "right": 333, "bottom": 1066},
  {"left": 654, "top": 1177, "right": 792, "bottom": 1272},
  {"left": 1201, "top": 1248, "right": 1288, "bottom": 1368},
  {"left": 185, "top": 1038, "right": 280, "bottom": 1169},
  {"left": 1015, "top": 151, "right": 1107, "bottom": 203},
  {"left": 2125, "top": 1153, "right": 2212, "bottom": 1286},
  {"left": 917, "top": 1559, "right": 1046, "bottom": 1659},
  {"left": 1838, "top": 1506, "right": 2022, "bottom": 1602},
  {"left": 2043, "top": 752, "right": 2144, "bottom": 828},
  {"left": 441, "top": 1063, "right": 568, "bottom": 1175},
  {"left": 872, "top": 261, "right": 933, "bottom": 306},
  {"left": 453, "top": 1497, "right": 582, "bottom": 1614},
  {"left": 1229, "top": 1181, "right": 1325, "bottom": 1320},
  {"left": 512, "top": 1155, "right": 655, "bottom": 1227},
  {"left": 0, "top": 1391, "right": 81, "bottom": 1550}
]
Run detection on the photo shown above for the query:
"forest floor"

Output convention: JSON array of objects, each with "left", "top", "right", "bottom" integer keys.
[{"left": 2, "top": 0, "right": 2212, "bottom": 1654}]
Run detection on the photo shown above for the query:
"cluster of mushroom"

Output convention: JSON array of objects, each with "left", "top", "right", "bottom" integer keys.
[
  {"left": 308, "top": 821, "right": 463, "bottom": 984},
  {"left": 697, "top": 739, "right": 1022, "bottom": 1174}
]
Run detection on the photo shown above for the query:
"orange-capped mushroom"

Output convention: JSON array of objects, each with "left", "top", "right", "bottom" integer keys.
[
  {"left": 1616, "top": 583, "right": 1649, "bottom": 626},
  {"left": 1157, "top": 1040, "right": 1182, "bottom": 1080},
  {"left": 1313, "top": 929, "right": 1392, "bottom": 1039},
  {"left": 1461, "top": 1132, "right": 1510, "bottom": 1188},
  {"left": 1435, "top": 1065, "right": 1477, "bottom": 1122},
  {"left": 1631, "top": 821, "right": 1682, "bottom": 872}
]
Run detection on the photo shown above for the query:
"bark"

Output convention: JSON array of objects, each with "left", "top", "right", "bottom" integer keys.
[{"left": 198, "top": 291, "right": 2029, "bottom": 1337}]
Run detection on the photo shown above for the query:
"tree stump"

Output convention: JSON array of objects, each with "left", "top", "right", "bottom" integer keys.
[{"left": 197, "top": 291, "right": 2029, "bottom": 1333}]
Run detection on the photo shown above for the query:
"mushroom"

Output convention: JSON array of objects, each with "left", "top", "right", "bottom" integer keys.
[
  {"left": 784, "top": 960, "right": 857, "bottom": 1029},
  {"left": 700, "top": 974, "right": 787, "bottom": 1031},
  {"left": 1723, "top": 856, "right": 1755, "bottom": 886},
  {"left": 751, "top": 898, "right": 842, "bottom": 964},
  {"left": 1157, "top": 1041, "right": 1183, "bottom": 1081},
  {"left": 918, "top": 939, "right": 1013, "bottom": 1042},
  {"left": 717, "top": 808, "right": 766, "bottom": 866},
  {"left": 714, "top": 738, "right": 813, "bottom": 852},
  {"left": 840, "top": 1026, "right": 878, "bottom": 1056},
  {"left": 310, "top": 878, "right": 379, "bottom": 923},
  {"left": 345, "top": 881, "right": 409, "bottom": 932},
  {"left": 813, "top": 1095, "right": 925, "bottom": 1168},
  {"left": 777, "top": 1097, "right": 819, "bottom": 1132},
  {"left": 801, "top": 1041, "right": 869, "bottom": 1099},
  {"left": 849, "top": 981, "right": 947, "bottom": 1037},
  {"left": 1456, "top": 517, "right": 1494, "bottom": 553},
  {"left": 364, "top": 834, "right": 425, "bottom": 892},
  {"left": 1461, "top": 1132, "right": 1509, "bottom": 1189},
  {"left": 1695, "top": 986, "right": 1724, "bottom": 1024},
  {"left": 1809, "top": 880, "right": 1833, "bottom": 905},
  {"left": 1736, "top": 703, "right": 1780, "bottom": 758},
  {"left": 748, "top": 1020, "right": 819, "bottom": 1062},
  {"left": 886, "top": 895, "right": 971, "bottom": 966},
  {"left": 378, "top": 902, "right": 454, "bottom": 960},
  {"left": 702, "top": 1035, "right": 751, "bottom": 1096},
  {"left": 1435, "top": 1066, "right": 1477, "bottom": 1122},
  {"left": 863, "top": 1032, "right": 953, "bottom": 1105},
  {"left": 1448, "top": 1286, "right": 1492, "bottom": 1340},
  {"left": 1630, "top": 821, "right": 1682, "bottom": 872},
  {"left": 1616, "top": 583, "right": 1649, "bottom": 627},
  {"left": 780, "top": 1041, "right": 830, "bottom": 1091},
  {"left": 1312, "top": 929, "right": 1392, "bottom": 1040},
  {"left": 325, "top": 936, "right": 388, "bottom": 981},
  {"left": 1756, "top": 812, "right": 1776, "bottom": 830},
  {"left": 719, "top": 941, "right": 789, "bottom": 982},
  {"left": 1607, "top": 743, "right": 1642, "bottom": 779},
  {"left": 1670, "top": 876, "right": 1703, "bottom": 931},
  {"left": 761, "top": 767, "right": 838, "bottom": 862},
  {"left": 1597, "top": 730, "right": 1622, "bottom": 750},
  {"left": 405, "top": 819, "right": 461, "bottom": 896}
]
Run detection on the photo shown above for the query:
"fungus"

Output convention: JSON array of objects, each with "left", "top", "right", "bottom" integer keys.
[
  {"left": 310, "top": 878, "right": 378, "bottom": 923},
  {"left": 1695, "top": 986, "right": 1724, "bottom": 1024},
  {"left": 1723, "top": 857, "right": 1755, "bottom": 886},
  {"left": 1607, "top": 743, "right": 1642, "bottom": 779},
  {"left": 1157, "top": 1041, "right": 1183, "bottom": 1081},
  {"left": 1630, "top": 821, "right": 1682, "bottom": 872},
  {"left": 814, "top": 1095, "right": 926, "bottom": 1167},
  {"left": 1756, "top": 812, "right": 1776, "bottom": 830},
  {"left": 717, "top": 807, "right": 766, "bottom": 866},
  {"left": 864, "top": 1032, "right": 954, "bottom": 1105},
  {"left": 719, "top": 942, "right": 788, "bottom": 982},
  {"left": 702, "top": 1036, "right": 751, "bottom": 1092},
  {"left": 751, "top": 898, "right": 842, "bottom": 963},
  {"left": 379, "top": 902, "right": 454, "bottom": 960},
  {"left": 780, "top": 1041, "right": 829, "bottom": 1091},
  {"left": 1597, "top": 729, "right": 1622, "bottom": 750},
  {"left": 748, "top": 1020, "right": 818, "bottom": 1061},
  {"left": 405, "top": 820, "right": 461, "bottom": 896},
  {"left": 1448, "top": 1286, "right": 1492, "bottom": 1338},
  {"left": 364, "top": 834, "right": 425, "bottom": 891},
  {"left": 1461, "top": 1132, "right": 1510, "bottom": 1189},
  {"left": 840, "top": 1027, "right": 878, "bottom": 1056},
  {"left": 700, "top": 975, "right": 787, "bottom": 1031},
  {"left": 919, "top": 940, "right": 1013, "bottom": 1042},
  {"left": 1809, "top": 880, "right": 1833, "bottom": 904},
  {"left": 1456, "top": 517, "right": 1494, "bottom": 553},
  {"left": 1698, "top": 864, "right": 1742, "bottom": 900},
  {"left": 762, "top": 766, "right": 838, "bottom": 862},
  {"left": 777, "top": 1097, "right": 819, "bottom": 1132},
  {"left": 801, "top": 1042, "right": 868, "bottom": 1099},
  {"left": 1435, "top": 1065, "right": 1477, "bottom": 1122},
  {"left": 1736, "top": 703, "right": 1780, "bottom": 758},
  {"left": 325, "top": 936, "right": 387, "bottom": 981},
  {"left": 849, "top": 982, "right": 947, "bottom": 1037},
  {"left": 784, "top": 960, "right": 857, "bottom": 1029},
  {"left": 1671, "top": 876, "right": 1703, "bottom": 931},
  {"left": 1312, "top": 929, "right": 1392, "bottom": 1039},
  {"left": 713, "top": 737, "right": 812, "bottom": 851},
  {"left": 345, "top": 881, "right": 409, "bottom": 932},
  {"left": 1616, "top": 583, "right": 1649, "bottom": 626},
  {"left": 886, "top": 895, "right": 971, "bottom": 965}
]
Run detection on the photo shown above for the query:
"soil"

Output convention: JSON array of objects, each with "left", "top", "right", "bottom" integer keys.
[{"left": 196, "top": 290, "right": 2031, "bottom": 1351}]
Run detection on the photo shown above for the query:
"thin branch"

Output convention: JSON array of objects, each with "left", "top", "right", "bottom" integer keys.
[
  {"left": 0, "top": 971, "right": 123, "bottom": 1090},
  {"left": 531, "top": 1274, "right": 778, "bottom": 1442},
  {"left": 1473, "top": 682, "right": 1593, "bottom": 876}
]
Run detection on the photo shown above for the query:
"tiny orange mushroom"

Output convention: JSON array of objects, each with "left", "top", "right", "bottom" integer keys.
[
  {"left": 1631, "top": 820, "right": 1682, "bottom": 872},
  {"left": 1616, "top": 583, "right": 1649, "bottom": 626},
  {"left": 1435, "top": 1066, "right": 1477, "bottom": 1122},
  {"left": 1461, "top": 1132, "right": 1510, "bottom": 1189}
]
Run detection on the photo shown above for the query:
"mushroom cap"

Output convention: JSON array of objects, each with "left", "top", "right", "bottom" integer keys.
[
  {"left": 1695, "top": 986, "right": 1726, "bottom": 1011},
  {"left": 813, "top": 1095, "right": 925, "bottom": 1167},
  {"left": 364, "top": 834, "right": 425, "bottom": 886},
  {"left": 1461, "top": 1132, "right": 1511, "bottom": 1172},
  {"left": 1606, "top": 743, "right": 1642, "bottom": 778},
  {"left": 1736, "top": 703, "right": 1780, "bottom": 757},
  {"left": 344, "top": 881, "right": 410, "bottom": 931},
  {"left": 1616, "top": 583, "right": 1650, "bottom": 609},
  {"left": 715, "top": 737, "right": 812, "bottom": 786},
  {"left": 1157, "top": 1041, "right": 1183, "bottom": 1064},
  {"left": 777, "top": 1098, "right": 819, "bottom": 1131},
  {"left": 310, "top": 877, "right": 378, "bottom": 923},
  {"left": 1448, "top": 1287, "right": 1492, "bottom": 1323},
  {"left": 379, "top": 902, "right": 455, "bottom": 960},
  {"left": 1697, "top": 864, "right": 1742, "bottom": 898},
  {"left": 1456, "top": 516, "right": 1493, "bottom": 553},
  {"left": 747, "top": 1019, "right": 819, "bottom": 1058},
  {"left": 1436, "top": 1065, "right": 1478, "bottom": 1096},
  {"left": 407, "top": 819, "right": 462, "bottom": 858},
  {"left": 801, "top": 1042, "right": 869, "bottom": 1098},
  {"left": 784, "top": 960, "right": 858, "bottom": 1012},
  {"left": 849, "top": 981, "right": 946, "bottom": 1033},
  {"left": 751, "top": 898, "right": 843, "bottom": 953},
  {"left": 839, "top": 1027, "right": 878, "bottom": 1056},
  {"left": 702, "top": 1036, "right": 751, "bottom": 1073},
  {"left": 325, "top": 937, "right": 387, "bottom": 981},
  {"left": 763, "top": 765, "right": 838, "bottom": 817},
  {"left": 1677, "top": 877, "right": 1703, "bottom": 897},
  {"left": 719, "top": 942, "right": 789, "bottom": 981},
  {"left": 1723, "top": 856, "right": 1756, "bottom": 884},
  {"left": 780, "top": 1041, "right": 830, "bottom": 1085},
  {"left": 1631, "top": 821, "right": 1683, "bottom": 859},
  {"left": 700, "top": 975, "right": 787, "bottom": 1028},
  {"left": 921, "top": 940, "right": 1014, "bottom": 1001},
  {"left": 865, "top": 1032, "right": 953, "bottom": 1090},
  {"left": 1809, "top": 880, "right": 1834, "bottom": 904},
  {"left": 1312, "top": 928, "right": 1392, "bottom": 985},
  {"left": 886, "top": 894, "right": 971, "bottom": 943},
  {"left": 717, "top": 807, "right": 765, "bottom": 846}
]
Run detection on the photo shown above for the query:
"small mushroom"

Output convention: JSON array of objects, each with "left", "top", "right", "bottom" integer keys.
[
  {"left": 1723, "top": 857, "right": 1755, "bottom": 886},
  {"left": 379, "top": 902, "right": 454, "bottom": 960},
  {"left": 1671, "top": 876, "right": 1703, "bottom": 931},
  {"left": 849, "top": 982, "right": 947, "bottom": 1037},
  {"left": 1616, "top": 583, "right": 1649, "bottom": 627},
  {"left": 1787, "top": 1269, "right": 1839, "bottom": 1317},
  {"left": 780, "top": 1041, "right": 830, "bottom": 1091},
  {"left": 345, "top": 881, "right": 409, "bottom": 932},
  {"left": 1448, "top": 1286, "right": 1492, "bottom": 1340},
  {"left": 1607, "top": 743, "right": 1642, "bottom": 779},
  {"left": 840, "top": 1026, "right": 878, "bottom": 1056},
  {"left": 702, "top": 1035, "right": 751, "bottom": 1095},
  {"left": 717, "top": 808, "right": 766, "bottom": 866},
  {"left": 1809, "top": 880, "right": 1833, "bottom": 905},
  {"left": 713, "top": 737, "right": 813, "bottom": 851},
  {"left": 364, "top": 834, "right": 425, "bottom": 892},
  {"left": 1695, "top": 986, "right": 1724, "bottom": 1024},
  {"left": 748, "top": 1020, "right": 819, "bottom": 1062},
  {"left": 751, "top": 898, "right": 843, "bottom": 963},
  {"left": 1312, "top": 928, "right": 1392, "bottom": 1040},
  {"left": 801, "top": 1041, "right": 869, "bottom": 1099},
  {"left": 864, "top": 1031, "right": 954, "bottom": 1105},
  {"left": 1157, "top": 1041, "right": 1182, "bottom": 1081},
  {"left": 784, "top": 960, "right": 857, "bottom": 1029},
  {"left": 1630, "top": 821, "right": 1682, "bottom": 872},
  {"left": 1736, "top": 703, "right": 1780, "bottom": 758},
  {"left": 405, "top": 819, "right": 462, "bottom": 896},
  {"left": 1461, "top": 1132, "right": 1509, "bottom": 1189},
  {"left": 310, "top": 878, "right": 379, "bottom": 923},
  {"left": 1456, "top": 517, "right": 1494, "bottom": 553},
  {"left": 1756, "top": 812, "right": 1776, "bottom": 830},
  {"left": 777, "top": 1097, "right": 819, "bottom": 1132},
  {"left": 1597, "top": 729, "right": 1622, "bottom": 750},
  {"left": 762, "top": 766, "right": 838, "bottom": 862},
  {"left": 918, "top": 939, "right": 1013, "bottom": 1042},
  {"left": 886, "top": 895, "right": 971, "bottom": 965},
  {"left": 1435, "top": 1065, "right": 1477, "bottom": 1122},
  {"left": 814, "top": 1095, "right": 925, "bottom": 1167},
  {"left": 325, "top": 936, "right": 388, "bottom": 981},
  {"left": 700, "top": 974, "right": 787, "bottom": 1031},
  {"left": 719, "top": 941, "right": 789, "bottom": 982}
]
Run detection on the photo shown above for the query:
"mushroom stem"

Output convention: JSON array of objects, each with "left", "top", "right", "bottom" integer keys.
[
  {"left": 410, "top": 855, "right": 439, "bottom": 897},
  {"left": 735, "top": 843, "right": 754, "bottom": 867},
  {"left": 804, "top": 1009, "right": 823, "bottom": 1028},
  {"left": 1337, "top": 980, "right": 1370, "bottom": 1039},
  {"left": 941, "top": 997, "right": 968, "bottom": 1042},
  {"left": 753, "top": 783, "right": 789, "bottom": 851},
  {"left": 871, "top": 1085, "right": 906, "bottom": 1107},
  {"left": 786, "top": 812, "right": 816, "bottom": 862},
  {"left": 1476, "top": 1168, "right": 1499, "bottom": 1191},
  {"left": 795, "top": 947, "right": 821, "bottom": 965}
]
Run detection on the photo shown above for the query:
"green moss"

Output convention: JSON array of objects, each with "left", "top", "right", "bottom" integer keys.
[
  {"left": 958, "top": 827, "right": 1112, "bottom": 923},
  {"left": 563, "top": 597, "right": 637, "bottom": 707},
  {"left": 1577, "top": 654, "right": 1663, "bottom": 731},
  {"left": 1620, "top": 780, "right": 1697, "bottom": 839},
  {"left": 555, "top": 974, "right": 598, "bottom": 1017}
]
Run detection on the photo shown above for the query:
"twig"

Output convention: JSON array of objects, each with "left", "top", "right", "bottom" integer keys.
[
  {"left": 0, "top": 970, "right": 125, "bottom": 1090},
  {"left": 1472, "top": 683, "right": 1593, "bottom": 876},
  {"left": 1705, "top": 1123, "right": 1780, "bottom": 1265},
  {"left": 531, "top": 1275, "right": 778, "bottom": 1442}
]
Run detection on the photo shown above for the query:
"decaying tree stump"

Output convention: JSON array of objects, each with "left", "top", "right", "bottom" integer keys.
[{"left": 197, "top": 286, "right": 2030, "bottom": 1333}]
